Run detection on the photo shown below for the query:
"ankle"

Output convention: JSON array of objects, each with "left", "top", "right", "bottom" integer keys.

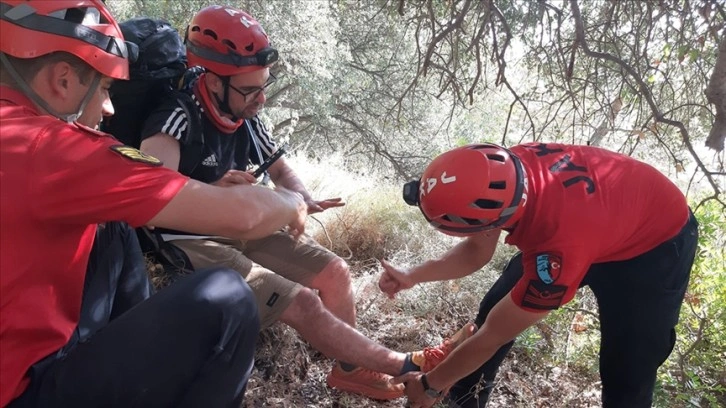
[{"left": 400, "top": 353, "right": 421, "bottom": 375}]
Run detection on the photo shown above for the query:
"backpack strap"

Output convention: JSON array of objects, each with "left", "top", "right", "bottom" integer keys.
[
  {"left": 173, "top": 91, "right": 205, "bottom": 175},
  {"left": 135, "top": 227, "right": 195, "bottom": 283}
]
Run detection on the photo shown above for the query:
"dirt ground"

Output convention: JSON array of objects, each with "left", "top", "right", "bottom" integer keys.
[{"left": 242, "top": 322, "right": 603, "bottom": 408}]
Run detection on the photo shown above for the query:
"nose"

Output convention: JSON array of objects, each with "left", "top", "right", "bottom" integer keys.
[
  {"left": 102, "top": 95, "right": 115, "bottom": 117},
  {"left": 255, "top": 89, "right": 267, "bottom": 104}
]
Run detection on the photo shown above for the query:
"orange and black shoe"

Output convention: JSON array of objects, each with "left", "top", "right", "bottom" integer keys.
[
  {"left": 409, "top": 322, "right": 477, "bottom": 372},
  {"left": 326, "top": 364, "right": 405, "bottom": 400}
]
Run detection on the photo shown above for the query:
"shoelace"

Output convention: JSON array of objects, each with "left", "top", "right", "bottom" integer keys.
[{"left": 421, "top": 339, "right": 454, "bottom": 371}]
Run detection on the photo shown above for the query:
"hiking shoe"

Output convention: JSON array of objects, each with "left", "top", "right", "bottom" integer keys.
[
  {"left": 326, "top": 364, "right": 404, "bottom": 400},
  {"left": 410, "top": 322, "right": 477, "bottom": 372}
]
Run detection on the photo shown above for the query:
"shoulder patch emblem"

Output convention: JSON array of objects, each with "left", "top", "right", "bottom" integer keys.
[
  {"left": 109, "top": 145, "right": 162, "bottom": 166},
  {"left": 535, "top": 253, "right": 562, "bottom": 284},
  {"left": 522, "top": 280, "right": 567, "bottom": 310}
]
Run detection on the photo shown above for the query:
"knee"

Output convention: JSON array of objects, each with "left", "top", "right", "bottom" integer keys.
[
  {"left": 193, "top": 268, "right": 259, "bottom": 325},
  {"left": 316, "top": 257, "right": 351, "bottom": 290},
  {"left": 282, "top": 288, "right": 326, "bottom": 324}
]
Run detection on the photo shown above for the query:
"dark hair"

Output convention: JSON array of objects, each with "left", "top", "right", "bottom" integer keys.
[{"left": 0, "top": 52, "right": 95, "bottom": 86}]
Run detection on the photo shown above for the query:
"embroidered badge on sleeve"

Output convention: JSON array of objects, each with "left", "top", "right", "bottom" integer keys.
[
  {"left": 535, "top": 253, "right": 562, "bottom": 284},
  {"left": 521, "top": 280, "right": 567, "bottom": 310},
  {"left": 109, "top": 145, "right": 163, "bottom": 166}
]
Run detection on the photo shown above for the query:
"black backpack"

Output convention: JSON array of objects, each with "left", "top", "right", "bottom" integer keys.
[
  {"left": 102, "top": 17, "right": 202, "bottom": 174},
  {"left": 101, "top": 17, "right": 202, "bottom": 285}
]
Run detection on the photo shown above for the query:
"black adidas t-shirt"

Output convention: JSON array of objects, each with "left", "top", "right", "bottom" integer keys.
[{"left": 140, "top": 86, "right": 277, "bottom": 184}]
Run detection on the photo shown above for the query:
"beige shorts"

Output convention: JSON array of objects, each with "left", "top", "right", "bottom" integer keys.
[{"left": 170, "top": 232, "right": 335, "bottom": 328}]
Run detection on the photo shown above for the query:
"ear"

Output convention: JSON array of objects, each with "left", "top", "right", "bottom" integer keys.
[
  {"left": 205, "top": 72, "right": 224, "bottom": 94},
  {"left": 47, "top": 61, "right": 76, "bottom": 100}
]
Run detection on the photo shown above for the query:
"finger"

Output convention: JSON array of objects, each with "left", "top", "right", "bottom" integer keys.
[
  {"left": 239, "top": 172, "right": 257, "bottom": 183},
  {"left": 321, "top": 202, "right": 346, "bottom": 209},
  {"left": 230, "top": 175, "right": 252, "bottom": 185},
  {"left": 377, "top": 281, "right": 397, "bottom": 299},
  {"left": 391, "top": 372, "right": 419, "bottom": 385}
]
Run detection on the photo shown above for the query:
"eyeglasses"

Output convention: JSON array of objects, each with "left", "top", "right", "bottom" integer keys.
[{"left": 227, "top": 73, "right": 277, "bottom": 100}]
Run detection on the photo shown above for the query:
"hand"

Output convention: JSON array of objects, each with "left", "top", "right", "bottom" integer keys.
[
  {"left": 378, "top": 259, "right": 416, "bottom": 299},
  {"left": 276, "top": 188, "right": 308, "bottom": 239},
  {"left": 392, "top": 372, "right": 439, "bottom": 408},
  {"left": 306, "top": 197, "right": 345, "bottom": 214},
  {"left": 212, "top": 170, "right": 257, "bottom": 187}
]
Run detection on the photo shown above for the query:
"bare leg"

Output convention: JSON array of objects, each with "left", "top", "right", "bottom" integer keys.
[
  {"left": 279, "top": 287, "right": 405, "bottom": 376},
  {"left": 308, "top": 257, "right": 357, "bottom": 327}
]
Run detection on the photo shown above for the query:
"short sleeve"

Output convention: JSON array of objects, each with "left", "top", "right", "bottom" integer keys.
[
  {"left": 510, "top": 249, "right": 591, "bottom": 312},
  {"left": 29, "top": 125, "right": 188, "bottom": 228},
  {"left": 141, "top": 96, "right": 190, "bottom": 143}
]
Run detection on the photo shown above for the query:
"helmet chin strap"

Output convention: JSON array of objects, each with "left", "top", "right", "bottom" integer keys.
[
  {"left": 211, "top": 75, "right": 239, "bottom": 122},
  {"left": 0, "top": 52, "right": 100, "bottom": 123}
]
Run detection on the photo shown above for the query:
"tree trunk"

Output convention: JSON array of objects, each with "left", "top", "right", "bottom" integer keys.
[{"left": 705, "top": 36, "right": 726, "bottom": 151}]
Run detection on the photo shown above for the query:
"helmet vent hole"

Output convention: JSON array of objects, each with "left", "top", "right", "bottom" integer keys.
[
  {"left": 191, "top": 26, "right": 201, "bottom": 32},
  {"left": 203, "top": 29, "right": 218, "bottom": 40},
  {"left": 244, "top": 42, "right": 254, "bottom": 52},
  {"left": 486, "top": 154, "right": 506, "bottom": 162},
  {"left": 473, "top": 199, "right": 503, "bottom": 209},
  {"left": 222, "top": 39, "right": 237, "bottom": 50},
  {"left": 489, "top": 181, "right": 506, "bottom": 189},
  {"left": 442, "top": 215, "right": 483, "bottom": 225}
]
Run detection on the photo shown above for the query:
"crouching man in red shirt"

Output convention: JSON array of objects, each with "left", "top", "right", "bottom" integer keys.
[
  {"left": 0, "top": 1, "right": 309, "bottom": 407},
  {"left": 381, "top": 143, "right": 698, "bottom": 408}
]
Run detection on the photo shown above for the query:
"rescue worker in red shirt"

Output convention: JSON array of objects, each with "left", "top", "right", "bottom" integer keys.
[
  {"left": 0, "top": 1, "right": 310, "bottom": 407},
  {"left": 379, "top": 143, "right": 699, "bottom": 408}
]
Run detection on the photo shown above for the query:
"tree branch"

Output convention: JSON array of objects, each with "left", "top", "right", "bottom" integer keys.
[{"left": 570, "top": 0, "right": 722, "bottom": 196}]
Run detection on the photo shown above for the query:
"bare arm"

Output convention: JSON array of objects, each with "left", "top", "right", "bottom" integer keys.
[
  {"left": 139, "top": 133, "right": 180, "bottom": 171},
  {"left": 395, "top": 294, "right": 548, "bottom": 406},
  {"left": 147, "top": 179, "right": 307, "bottom": 240},
  {"left": 140, "top": 132, "right": 308, "bottom": 239},
  {"left": 427, "top": 295, "right": 547, "bottom": 389},
  {"left": 379, "top": 230, "right": 501, "bottom": 298},
  {"left": 410, "top": 229, "right": 501, "bottom": 282}
]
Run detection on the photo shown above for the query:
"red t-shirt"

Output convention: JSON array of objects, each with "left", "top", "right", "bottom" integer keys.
[
  {"left": 0, "top": 87, "right": 188, "bottom": 406},
  {"left": 505, "top": 143, "right": 689, "bottom": 312}
]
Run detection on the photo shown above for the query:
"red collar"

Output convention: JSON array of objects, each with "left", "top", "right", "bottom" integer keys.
[{"left": 194, "top": 74, "right": 245, "bottom": 134}]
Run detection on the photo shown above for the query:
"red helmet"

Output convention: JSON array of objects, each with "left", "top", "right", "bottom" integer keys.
[
  {"left": 406, "top": 144, "right": 528, "bottom": 236},
  {"left": 0, "top": 0, "right": 132, "bottom": 80},
  {"left": 185, "top": 5, "right": 278, "bottom": 76}
]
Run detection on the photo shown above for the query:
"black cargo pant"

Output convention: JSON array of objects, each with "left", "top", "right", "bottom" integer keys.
[
  {"left": 449, "top": 212, "right": 699, "bottom": 408},
  {"left": 9, "top": 222, "right": 260, "bottom": 408}
]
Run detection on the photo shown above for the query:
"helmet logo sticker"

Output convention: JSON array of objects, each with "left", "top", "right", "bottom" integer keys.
[
  {"left": 224, "top": 8, "right": 241, "bottom": 17},
  {"left": 441, "top": 171, "right": 456, "bottom": 184},
  {"left": 420, "top": 171, "right": 457, "bottom": 200},
  {"left": 240, "top": 16, "right": 253, "bottom": 28},
  {"left": 421, "top": 177, "right": 437, "bottom": 199}
]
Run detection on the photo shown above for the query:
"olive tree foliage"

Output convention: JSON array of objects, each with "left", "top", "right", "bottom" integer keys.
[
  {"left": 107, "top": 0, "right": 724, "bottom": 201},
  {"left": 107, "top": 0, "right": 456, "bottom": 179},
  {"left": 389, "top": 0, "right": 725, "bottom": 208}
]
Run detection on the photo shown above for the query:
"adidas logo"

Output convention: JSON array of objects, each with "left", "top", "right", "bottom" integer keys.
[{"left": 202, "top": 154, "right": 218, "bottom": 167}]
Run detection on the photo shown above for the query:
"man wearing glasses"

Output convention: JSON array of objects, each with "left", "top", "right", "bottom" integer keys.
[{"left": 139, "top": 5, "right": 406, "bottom": 401}]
